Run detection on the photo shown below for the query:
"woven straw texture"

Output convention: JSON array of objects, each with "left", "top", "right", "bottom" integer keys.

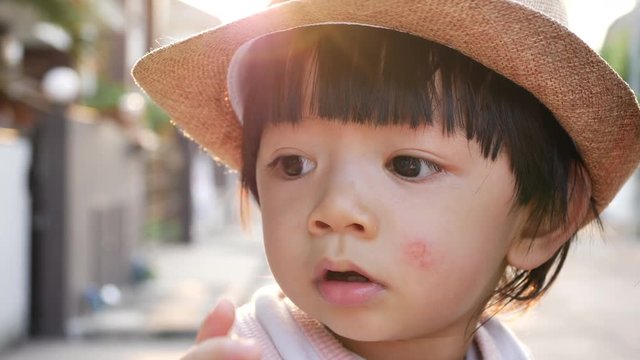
[{"left": 132, "top": 0, "right": 640, "bottom": 213}]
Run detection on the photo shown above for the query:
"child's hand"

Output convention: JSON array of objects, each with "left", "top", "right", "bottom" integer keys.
[{"left": 181, "top": 299, "right": 261, "bottom": 360}]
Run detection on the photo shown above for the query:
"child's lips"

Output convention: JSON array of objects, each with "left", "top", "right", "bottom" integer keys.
[
  {"left": 313, "top": 259, "right": 382, "bottom": 283},
  {"left": 313, "top": 259, "right": 385, "bottom": 306}
]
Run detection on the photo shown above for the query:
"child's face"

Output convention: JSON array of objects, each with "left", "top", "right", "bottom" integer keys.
[{"left": 255, "top": 116, "right": 526, "bottom": 343}]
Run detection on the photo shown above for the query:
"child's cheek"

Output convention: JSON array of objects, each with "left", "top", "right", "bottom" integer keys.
[{"left": 402, "top": 238, "right": 434, "bottom": 270}]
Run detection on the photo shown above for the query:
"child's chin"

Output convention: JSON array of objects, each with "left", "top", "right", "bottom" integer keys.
[
  {"left": 330, "top": 328, "right": 381, "bottom": 343},
  {"left": 324, "top": 320, "right": 397, "bottom": 343}
]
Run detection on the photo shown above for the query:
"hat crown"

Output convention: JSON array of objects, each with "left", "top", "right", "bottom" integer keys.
[{"left": 507, "top": 0, "right": 568, "bottom": 25}]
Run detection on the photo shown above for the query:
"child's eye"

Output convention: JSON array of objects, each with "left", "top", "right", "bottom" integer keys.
[
  {"left": 269, "top": 155, "right": 316, "bottom": 178},
  {"left": 387, "top": 155, "right": 441, "bottom": 180}
]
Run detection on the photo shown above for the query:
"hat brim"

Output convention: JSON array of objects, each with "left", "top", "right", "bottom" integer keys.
[{"left": 132, "top": 0, "right": 640, "bottom": 212}]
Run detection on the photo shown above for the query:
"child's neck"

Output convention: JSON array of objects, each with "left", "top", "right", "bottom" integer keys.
[{"left": 335, "top": 331, "right": 472, "bottom": 360}]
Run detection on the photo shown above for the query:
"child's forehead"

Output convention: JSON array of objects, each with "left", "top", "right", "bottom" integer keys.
[
  {"left": 261, "top": 116, "right": 470, "bottom": 147},
  {"left": 265, "top": 115, "right": 443, "bottom": 131},
  {"left": 229, "top": 25, "right": 446, "bottom": 126}
]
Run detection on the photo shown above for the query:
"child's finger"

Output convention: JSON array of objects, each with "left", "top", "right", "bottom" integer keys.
[
  {"left": 181, "top": 338, "right": 261, "bottom": 360},
  {"left": 195, "top": 298, "right": 236, "bottom": 343}
]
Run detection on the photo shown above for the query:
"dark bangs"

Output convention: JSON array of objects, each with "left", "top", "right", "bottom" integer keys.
[{"left": 238, "top": 25, "right": 596, "bottom": 310}]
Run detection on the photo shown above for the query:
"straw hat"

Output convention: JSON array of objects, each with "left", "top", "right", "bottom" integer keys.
[{"left": 132, "top": 0, "right": 640, "bottom": 212}]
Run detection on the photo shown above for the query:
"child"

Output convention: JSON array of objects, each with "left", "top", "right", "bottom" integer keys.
[{"left": 132, "top": 0, "right": 640, "bottom": 359}]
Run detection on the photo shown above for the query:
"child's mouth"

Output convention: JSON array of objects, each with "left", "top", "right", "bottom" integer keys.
[
  {"left": 315, "top": 261, "right": 384, "bottom": 306},
  {"left": 325, "top": 270, "right": 370, "bottom": 283}
]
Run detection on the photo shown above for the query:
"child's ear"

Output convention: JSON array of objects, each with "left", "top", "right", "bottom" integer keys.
[{"left": 507, "top": 167, "right": 592, "bottom": 270}]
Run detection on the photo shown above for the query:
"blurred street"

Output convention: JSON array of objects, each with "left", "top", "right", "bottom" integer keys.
[{"left": 2, "top": 222, "right": 274, "bottom": 360}]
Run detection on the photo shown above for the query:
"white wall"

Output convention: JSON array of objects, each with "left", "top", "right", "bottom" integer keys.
[
  {"left": 65, "top": 118, "right": 145, "bottom": 322},
  {"left": 0, "top": 138, "right": 31, "bottom": 349},
  {"left": 603, "top": 171, "right": 640, "bottom": 233}
]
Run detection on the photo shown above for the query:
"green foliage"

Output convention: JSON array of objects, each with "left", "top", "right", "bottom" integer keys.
[
  {"left": 144, "top": 218, "right": 183, "bottom": 243},
  {"left": 82, "top": 78, "right": 126, "bottom": 111},
  {"left": 599, "top": 8, "right": 639, "bottom": 99},
  {"left": 600, "top": 25, "right": 631, "bottom": 81},
  {"left": 10, "top": 0, "right": 95, "bottom": 58},
  {"left": 144, "top": 100, "right": 172, "bottom": 133}
]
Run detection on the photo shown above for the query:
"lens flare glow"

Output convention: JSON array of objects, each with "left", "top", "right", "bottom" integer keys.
[
  {"left": 564, "top": 0, "right": 637, "bottom": 50},
  {"left": 178, "top": 0, "right": 270, "bottom": 23}
]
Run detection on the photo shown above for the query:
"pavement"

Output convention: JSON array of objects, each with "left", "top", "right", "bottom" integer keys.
[
  {"left": 63, "top": 224, "right": 273, "bottom": 339},
  {"left": 2, "top": 222, "right": 639, "bottom": 359}
]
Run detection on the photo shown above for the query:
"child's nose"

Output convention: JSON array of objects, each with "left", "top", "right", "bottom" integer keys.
[{"left": 307, "top": 180, "right": 378, "bottom": 239}]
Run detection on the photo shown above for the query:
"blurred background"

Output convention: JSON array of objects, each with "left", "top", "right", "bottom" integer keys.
[{"left": 0, "top": 1, "right": 638, "bottom": 359}]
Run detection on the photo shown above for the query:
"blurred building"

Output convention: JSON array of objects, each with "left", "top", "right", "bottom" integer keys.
[
  {"left": 0, "top": 0, "right": 236, "bottom": 349},
  {"left": 0, "top": 0, "right": 202, "bottom": 350},
  {"left": 0, "top": 0, "right": 151, "bottom": 346}
]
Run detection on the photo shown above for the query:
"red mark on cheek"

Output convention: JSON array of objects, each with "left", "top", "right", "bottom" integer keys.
[{"left": 403, "top": 239, "right": 433, "bottom": 270}]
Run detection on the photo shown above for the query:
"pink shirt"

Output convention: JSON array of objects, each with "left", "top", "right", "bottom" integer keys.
[{"left": 231, "top": 286, "right": 533, "bottom": 360}]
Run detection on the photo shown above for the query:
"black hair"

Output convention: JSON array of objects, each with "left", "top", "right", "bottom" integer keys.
[{"left": 236, "top": 24, "right": 599, "bottom": 310}]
